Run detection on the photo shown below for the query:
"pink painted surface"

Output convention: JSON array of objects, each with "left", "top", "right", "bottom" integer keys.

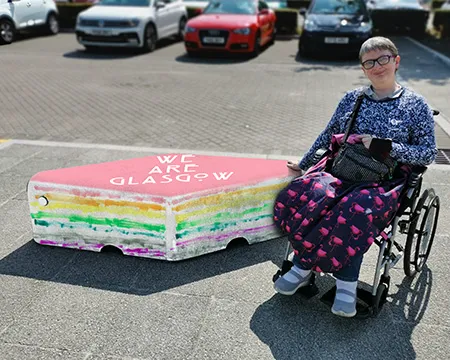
[{"left": 30, "top": 154, "right": 291, "bottom": 197}]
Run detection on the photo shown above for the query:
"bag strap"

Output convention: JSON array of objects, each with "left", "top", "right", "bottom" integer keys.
[{"left": 343, "top": 91, "right": 365, "bottom": 143}]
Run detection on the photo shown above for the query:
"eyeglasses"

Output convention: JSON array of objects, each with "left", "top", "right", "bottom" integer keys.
[{"left": 361, "top": 54, "right": 397, "bottom": 70}]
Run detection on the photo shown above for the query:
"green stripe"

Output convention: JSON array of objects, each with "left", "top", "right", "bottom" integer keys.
[
  {"left": 34, "top": 220, "right": 164, "bottom": 240},
  {"left": 175, "top": 214, "right": 272, "bottom": 239},
  {"left": 176, "top": 203, "right": 272, "bottom": 231},
  {"left": 31, "top": 212, "right": 165, "bottom": 233}
]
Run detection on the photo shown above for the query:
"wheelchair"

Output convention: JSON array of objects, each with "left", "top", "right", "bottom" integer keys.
[{"left": 272, "top": 146, "right": 440, "bottom": 319}]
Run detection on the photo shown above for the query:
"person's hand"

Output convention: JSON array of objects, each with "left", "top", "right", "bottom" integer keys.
[
  {"left": 287, "top": 161, "right": 303, "bottom": 174},
  {"left": 360, "top": 134, "right": 373, "bottom": 149}
]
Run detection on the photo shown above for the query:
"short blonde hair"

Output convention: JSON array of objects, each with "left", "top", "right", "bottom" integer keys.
[{"left": 359, "top": 37, "right": 399, "bottom": 62}]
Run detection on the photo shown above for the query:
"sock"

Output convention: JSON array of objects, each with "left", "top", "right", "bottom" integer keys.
[
  {"left": 335, "top": 279, "right": 357, "bottom": 302},
  {"left": 282, "top": 265, "right": 311, "bottom": 283}
]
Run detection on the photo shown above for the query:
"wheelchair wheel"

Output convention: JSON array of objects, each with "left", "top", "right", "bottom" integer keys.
[
  {"left": 372, "top": 282, "right": 389, "bottom": 316},
  {"left": 404, "top": 189, "right": 440, "bottom": 277}
]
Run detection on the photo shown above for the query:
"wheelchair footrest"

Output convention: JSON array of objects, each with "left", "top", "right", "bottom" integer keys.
[
  {"left": 320, "top": 285, "right": 376, "bottom": 319},
  {"left": 296, "top": 274, "right": 320, "bottom": 299}
]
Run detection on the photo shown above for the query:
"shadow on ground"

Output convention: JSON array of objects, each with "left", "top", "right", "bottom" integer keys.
[
  {"left": 250, "top": 266, "right": 433, "bottom": 359},
  {"left": 0, "top": 236, "right": 287, "bottom": 295}
]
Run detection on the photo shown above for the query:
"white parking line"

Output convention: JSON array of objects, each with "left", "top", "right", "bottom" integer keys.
[
  {"left": 2, "top": 138, "right": 300, "bottom": 161},
  {"left": 1, "top": 138, "right": 449, "bottom": 170},
  {"left": 405, "top": 36, "right": 450, "bottom": 67}
]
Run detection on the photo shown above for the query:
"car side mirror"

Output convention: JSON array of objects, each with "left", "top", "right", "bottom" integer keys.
[
  {"left": 299, "top": 8, "right": 306, "bottom": 16},
  {"left": 155, "top": 0, "right": 165, "bottom": 9},
  {"left": 259, "top": 8, "right": 269, "bottom": 15}
]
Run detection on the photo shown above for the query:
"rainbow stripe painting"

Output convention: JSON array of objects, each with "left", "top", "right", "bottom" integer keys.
[{"left": 27, "top": 154, "right": 294, "bottom": 260}]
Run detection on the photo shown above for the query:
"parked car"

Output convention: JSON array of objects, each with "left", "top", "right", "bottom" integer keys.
[
  {"left": 367, "top": 0, "right": 430, "bottom": 35},
  {"left": 298, "top": 0, "right": 372, "bottom": 57},
  {"left": 0, "top": 0, "right": 59, "bottom": 45},
  {"left": 441, "top": 0, "right": 450, "bottom": 9},
  {"left": 183, "top": 0, "right": 276, "bottom": 57},
  {"left": 75, "top": 0, "right": 188, "bottom": 52}
]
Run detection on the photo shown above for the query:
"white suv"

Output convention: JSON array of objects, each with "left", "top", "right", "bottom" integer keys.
[
  {"left": 0, "top": 0, "right": 59, "bottom": 45},
  {"left": 75, "top": 0, "right": 188, "bottom": 52}
]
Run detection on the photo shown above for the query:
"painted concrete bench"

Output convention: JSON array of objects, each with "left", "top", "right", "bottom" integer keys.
[{"left": 27, "top": 154, "right": 294, "bottom": 261}]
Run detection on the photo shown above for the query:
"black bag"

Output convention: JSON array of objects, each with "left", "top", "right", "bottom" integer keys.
[{"left": 330, "top": 92, "right": 397, "bottom": 183}]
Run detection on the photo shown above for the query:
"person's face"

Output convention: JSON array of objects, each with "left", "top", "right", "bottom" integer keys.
[{"left": 361, "top": 49, "right": 400, "bottom": 86}]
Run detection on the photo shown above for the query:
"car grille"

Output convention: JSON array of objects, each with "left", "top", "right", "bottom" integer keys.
[
  {"left": 199, "top": 29, "right": 229, "bottom": 47},
  {"left": 79, "top": 19, "right": 133, "bottom": 27},
  {"left": 78, "top": 33, "right": 140, "bottom": 44}
]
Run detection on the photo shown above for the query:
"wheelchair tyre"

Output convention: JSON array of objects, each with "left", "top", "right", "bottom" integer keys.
[
  {"left": 372, "top": 282, "right": 389, "bottom": 316},
  {"left": 404, "top": 189, "right": 440, "bottom": 277}
]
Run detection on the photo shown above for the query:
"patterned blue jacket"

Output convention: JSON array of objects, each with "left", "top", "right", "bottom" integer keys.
[{"left": 298, "top": 86, "right": 438, "bottom": 170}]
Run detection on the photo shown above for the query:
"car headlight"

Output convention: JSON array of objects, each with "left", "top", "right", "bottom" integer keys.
[
  {"left": 304, "top": 19, "right": 318, "bottom": 31},
  {"left": 76, "top": 16, "right": 82, "bottom": 26},
  {"left": 233, "top": 27, "right": 251, "bottom": 35},
  {"left": 185, "top": 26, "right": 196, "bottom": 33},
  {"left": 128, "top": 18, "right": 140, "bottom": 27},
  {"left": 357, "top": 21, "right": 372, "bottom": 32}
]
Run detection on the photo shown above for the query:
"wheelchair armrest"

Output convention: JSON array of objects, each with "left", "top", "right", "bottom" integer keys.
[
  {"left": 312, "top": 148, "right": 330, "bottom": 165},
  {"left": 407, "top": 165, "right": 427, "bottom": 188}
]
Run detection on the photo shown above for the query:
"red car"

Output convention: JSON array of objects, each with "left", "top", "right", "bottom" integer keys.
[{"left": 184, "top": 0, "right": 276, "bottom": 56}]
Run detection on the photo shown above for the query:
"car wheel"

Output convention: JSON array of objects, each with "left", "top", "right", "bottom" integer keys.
[
  {"left": 298, "top": 42, "right": 309, "bottom": 58},
  {"left": 251, "top": 31, "right": 261, "bottom": 57},
  {"left": 178, "top": 17, "right": 187, "bottom": 40},
  {"left": 269, "top": 27, "right": 276, "bottom": 46},
  {"left": 0, "top": 19, "right": 15, "bottom": 45},
  {"left": 45, "top": 13, "right": 59, "bottom": 35},
  {"left": 142, "top": 24, "right": 157, "bottom": 53}
]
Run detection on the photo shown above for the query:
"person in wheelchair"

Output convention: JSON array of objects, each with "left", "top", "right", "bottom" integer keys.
[{"left": 273, "top": 36, "right": 438, "bottom": 318}]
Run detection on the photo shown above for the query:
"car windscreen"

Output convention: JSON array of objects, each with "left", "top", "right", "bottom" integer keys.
[
  {"left": 310, "top": 0, "right": 366, "bottom": 14},
  {"left": 97, "top": 0, "right": 150, "bottom": 6},
  {"left": 202, "top": 0, "right": 258, "bottom": 15}
]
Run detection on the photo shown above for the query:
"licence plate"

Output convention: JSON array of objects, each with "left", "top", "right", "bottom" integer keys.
[
  {"left": 91, "top": 29, "right": 112, "bottom": 36},
  {"left": 202, "top": 36, "right": 225, "bottom": 44},
  {"left": 324, "top": 37, "right": 349, "bottom": 44}
]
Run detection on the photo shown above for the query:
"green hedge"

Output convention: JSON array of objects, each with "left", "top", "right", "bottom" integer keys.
[
  {"left": 433, "top": 9, "right": 450, "bottom": 37},
  {"left": 286, "top": 0, "right": 310, "bottom": 9},
  {"left": 57, "top": 4, "right": 91, "bottom": 28},
  {"left": 432, "top": 0, "right": 446, "bottom": 10}
]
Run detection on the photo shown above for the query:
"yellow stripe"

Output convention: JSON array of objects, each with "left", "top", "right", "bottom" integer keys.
[
  {"left": 35, "top": 193, "right": 165, "bottom": 212},
  {"left": 0, "top": 139, "right": 10, "bottom": 143},
  {"left": 30, "top": 201, "right": 166, "bottom": 220},
  {"left": 173, "top": 182, "right": 288, "bottom": 212},
  {"left": 174, "top": 192, "right": 277, "bottom": 222}
]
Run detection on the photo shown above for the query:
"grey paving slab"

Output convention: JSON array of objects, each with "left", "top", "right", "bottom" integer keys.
[
  {"left": 0, "top": 34, "right": 368, "bottom": 156},
  {"left": 0, "top": 275, "right": 42, "bottom": 335},
  {"left": 0, "top": 343, "right": 86, "bottom": 360},
  {"left": 388, "top": 268, "right": 450, "bottom": 328},
  {"left": 395, "top": 324, "right": 450, "bottom": 360},
  {"left": 192, "top": 297, "right": 409, "bottom": 360},
  {"left": 0, "top": 172, "right": 33, "bottom": 205},
  {"left": 67, "top": 149, "right": 161, "bottom": 166},
  {"left": 0, "top": 199, "right": 33, "bottom": 253},
  {"left": 0, "top": 284, "right": 210, "bottom": 359},
  {"left": 0, "top": 144, "right": 43, "bottom": 159},
  {"left": 8, "top": 157, "right": 72, "bottom": 178}
]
